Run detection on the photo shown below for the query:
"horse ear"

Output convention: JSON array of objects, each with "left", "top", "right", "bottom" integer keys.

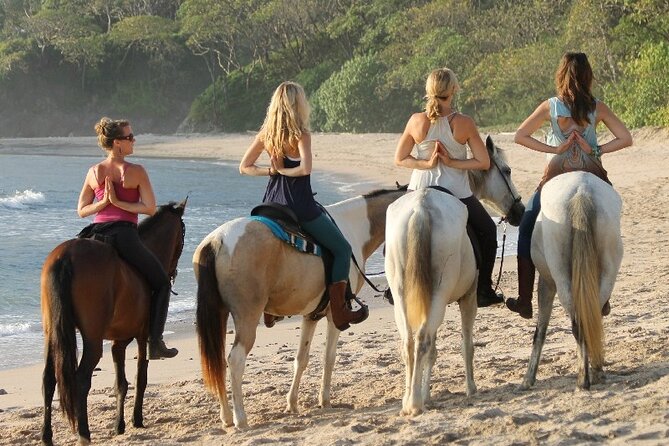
[
  {"left": 485, "top": 135, "right": 495, "bottom": 154},
  {"left": 175, "top": 196, "right": 188, "bottom": 215}
]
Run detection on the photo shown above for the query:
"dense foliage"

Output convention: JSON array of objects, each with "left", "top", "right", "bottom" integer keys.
[{"left": 0, "top": 0, "right": 667, "bottom": 136}]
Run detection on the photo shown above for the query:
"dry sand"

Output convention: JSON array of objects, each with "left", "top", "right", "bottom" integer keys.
[{"left": 0, "top": 129, "right": 668, "bottom": 445}]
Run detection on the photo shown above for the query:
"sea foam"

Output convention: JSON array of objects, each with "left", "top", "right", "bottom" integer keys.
[{"left": 0, "top": 190, "right": 45, "bottom": 209}]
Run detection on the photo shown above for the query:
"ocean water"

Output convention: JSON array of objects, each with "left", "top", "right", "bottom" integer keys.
[
  {"left": 0, "top": 152, "right": 376, "bottom": 370},
  {"left": 0, "top": 150, "right": 517, "bottom": 371}
]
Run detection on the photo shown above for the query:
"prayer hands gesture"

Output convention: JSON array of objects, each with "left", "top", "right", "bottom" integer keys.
[
  {"left": 270, "top": 154, "right": 284, "bottom": 175},
  {"left": 105, "top": 177, "right": 117, "bottom": 205}
]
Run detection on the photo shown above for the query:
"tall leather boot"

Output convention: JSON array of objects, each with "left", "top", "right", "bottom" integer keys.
[
  {"left": 148, "top": 285, "right": 178, "bottom": 359},
  {"left": 329, "top": 281, "right": 369, "bottom": 331},
  {"left": 505, "top": 256, "right": 535, "bottom": 319}
]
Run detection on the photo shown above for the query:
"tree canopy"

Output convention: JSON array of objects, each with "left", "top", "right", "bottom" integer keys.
[{"left": 0, "top": 0, "right": 666, "bottom": 136}]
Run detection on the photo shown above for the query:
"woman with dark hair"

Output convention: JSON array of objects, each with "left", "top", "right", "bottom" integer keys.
[
  {"left": 77, "top": 117, "right": 178, "bottom": 359},
  {"left": 506, "top": 52, "right": 633, "bottom": 319}
]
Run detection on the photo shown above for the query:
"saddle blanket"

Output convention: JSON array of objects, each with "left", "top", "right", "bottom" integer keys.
[{"left": 249, "top": 216, "right": 322, "bottom": 256}]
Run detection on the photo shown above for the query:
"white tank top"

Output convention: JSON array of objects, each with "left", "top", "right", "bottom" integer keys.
[{"left": 408, "top": 114, "right": 473, "bottom": 199}]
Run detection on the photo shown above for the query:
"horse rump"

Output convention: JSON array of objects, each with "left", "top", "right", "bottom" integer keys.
[
  {"left": 194, "top": 242, "right": 229, "bottom": 399},
  {"left": 41, "top": 250, "right": 78, "bottom": 428}
]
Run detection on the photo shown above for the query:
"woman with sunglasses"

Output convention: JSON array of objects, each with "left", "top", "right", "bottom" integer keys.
[
  {"left": 76, "top": 117, "right": 178, "bottom": 359},
  {"left": 394, "top": 67, "right": 504, "bottom": 308}
]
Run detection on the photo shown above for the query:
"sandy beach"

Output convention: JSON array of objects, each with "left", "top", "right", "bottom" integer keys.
[{"left": 0, "top": 130, "right": 668, "bottom": 445}]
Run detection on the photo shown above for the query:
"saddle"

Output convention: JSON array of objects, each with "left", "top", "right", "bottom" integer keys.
[
  {"left": 77, "top": 221, "right": 136, "bottom": 244},
  {"left": 250, "top": 203, "right": 335, "bottom": 321},
  {"left": 537, "top": 144, "right": 611, "bottom": 191}
]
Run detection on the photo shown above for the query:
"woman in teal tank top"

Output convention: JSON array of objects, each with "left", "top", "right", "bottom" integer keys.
[{"left": 506, "top": 52, "right": 633, "bottom": 320}]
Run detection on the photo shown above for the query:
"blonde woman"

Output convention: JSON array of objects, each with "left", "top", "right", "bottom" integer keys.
[
  {"left": 394, "top": 68, "right": 503, "bottom": 307},
  {"left": 77, "top": 117, "right": 177, "bottom": 359},
  {"left": 240, "top": 81, "right": 367, "bottom": 331}
]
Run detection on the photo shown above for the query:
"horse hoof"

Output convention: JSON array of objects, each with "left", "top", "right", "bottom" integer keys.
[
  {"left": 285, "top": 405, "right": 298, "bottom": 414},
  {"left": 518, "top": 382, "right": 531, "bottom": 391},
  {"left": 77, "top": 437, "right": 91, "bottom": 446}
]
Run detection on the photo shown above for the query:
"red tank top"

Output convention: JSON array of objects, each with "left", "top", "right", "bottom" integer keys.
[{"left": 93, "top": 163, "right": 140, "bottom": 224}]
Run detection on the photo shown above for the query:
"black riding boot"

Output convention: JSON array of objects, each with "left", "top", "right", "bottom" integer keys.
[
  {"left": 506, "top": 256, "right": 535, "bottom": 319},
  {"left": 148, "top": 285, "right": 178, "bottom": 359}
]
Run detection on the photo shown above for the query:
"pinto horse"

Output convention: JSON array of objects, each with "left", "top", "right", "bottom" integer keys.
[
  {"left": 385, "top": 136, "right": 524, "bottom": 415},
  {"left": 194, "top": 186, "right": 406, "bottom": 429},
  {"left": 40, "top": 200, "right": 187, "bottom": 445},
  {"left": 520, "top": 171, "right": 623, "bottom": 390}
]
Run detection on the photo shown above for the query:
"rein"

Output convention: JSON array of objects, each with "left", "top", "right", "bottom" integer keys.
[
  {"left": 493, "top": 218, "right": 508, "bottom": 295},
  {"left": 168, "top": 217, "right": 186, "bottom": 296}
]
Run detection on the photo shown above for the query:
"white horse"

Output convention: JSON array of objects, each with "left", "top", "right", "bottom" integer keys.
[
  {"left": 385, "top": 136, "right": 525, "bottom": 415},
  {"left": 521, "top": 171, "right": 623, "bottom": 390},
  {"left": 193, "top": 186, "right": 406, "bottom": 429}
]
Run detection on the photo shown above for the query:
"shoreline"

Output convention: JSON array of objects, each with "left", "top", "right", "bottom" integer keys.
[{"left": 1, "top": 131, "right": 668, "bottom": 445}]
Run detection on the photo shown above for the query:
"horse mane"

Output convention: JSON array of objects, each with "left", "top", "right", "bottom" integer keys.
[
  {"left": 138, "top": 202, "right": 180, "bottom": 235},
  {"left": 468, "top": 144, "right": 508, "bottom": 193},
  {"left": 362, "top": 184, "right": 408, "bottom": 198}
]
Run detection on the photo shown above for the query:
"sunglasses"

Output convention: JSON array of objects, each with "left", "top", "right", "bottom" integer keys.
[{"left": 116, "top": 133, "right": 135, "bottom": 141}]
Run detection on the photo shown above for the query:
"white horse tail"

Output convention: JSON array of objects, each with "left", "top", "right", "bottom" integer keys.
[
  {"left": 570, "top": 190, "right": 604, "bottom": 367},
  {"left": 195, "top": 241, "right": 229, "bottom": 402},
  {"left": 404, "top": 206, "right": 432, "bottom": 330}
]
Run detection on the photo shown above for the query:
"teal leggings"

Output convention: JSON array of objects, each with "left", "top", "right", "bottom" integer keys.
[{"left": 301, "top": 212, "right": 352, "bottom": 283}]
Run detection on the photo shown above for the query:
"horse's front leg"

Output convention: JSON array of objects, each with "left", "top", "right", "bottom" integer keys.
[
  {"left": 458, "top": 284, "right": 478, "bottom": 397},
  {"left": 520, "top": 277, "right": 555, "bottom": 390},
  {"left": 111, "top": 340, "right": 131, "bottom": 435},
  {"left": 41, "top": 348, "right": 56, "bottom": 446},
  {"left": 319, "top": 314, "right": 341, "bottom": 408},
  {"left": 133, "top": 339, "right": 149, "bottom": 428},
  {"left": 75, "top": 340, "right": 103, "bottom": 445},
  {"left": 228, "top": 316, "right": 258, "bottom": 429},
  {"left": 286, "top": 317, "right": 318, "bottom": 413}
]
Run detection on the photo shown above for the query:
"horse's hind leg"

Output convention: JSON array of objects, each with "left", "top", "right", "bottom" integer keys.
[
  {"left": 458, "top": 284, "right": 478, "bottom": 397},
  {"left": 319, "top": 317, "right": 341, "bottom": 408},
  {"left": 392, "top": 301, "right": 415, "bottom": 415},
  {"left": 286, "top": 317, "right": 318, "bottom": 413},
  {"left": 76, "top": 340, "right": 103, "bottom": 444},
  {"left": 111, "top": 340, "right": 132, "bottom": 434},
  {"left": 41, "top": 347, "right": 56, "bottom": 445},
  {"left": 520, "top": 277, "right": 555, "bottom": 390},
  {"left": 228, "top": 316, "right": 258, "bottom": 429},
  {"left": 572, "top": 317, "right": 591, "bottom": 390},
  {"left": 133, "top": 339, "right": 149, "bottom": 428}
]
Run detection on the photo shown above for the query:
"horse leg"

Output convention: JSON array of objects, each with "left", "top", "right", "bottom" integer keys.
[
  {"left": 228, "top": 317, "right": 257, "bottom": 429},
  {"left": 41, "top": 347, "right": 56, "bottom": 446},
  {"left": 319, "top": 316, "right": 341, "bottom": 408},
  {"left": 111, "top": 340, "right": 131, "bottom": 435},
  {"left": 75, "top": 340, "right": 103, "bottom": 445},
  {"left": 520, "top": 277, "right": 555, "bottom": 390},
  {"left": 392, "top": 302, "right": 415, "bottom": 415},
  {"left": 458, "top": 284, "right": 478, "bottom": 397},
  {"left": 286, "top": 317, "right": 318, "bottom": 413},
  {"left": 572, "top": 317, "right": 591, "bottom": 390},
  {"left": 133, "top": 340, "right": 148, "bottom": 428},
  {"left": 406, "top": 326, "right": 433, "bottom": 416}
]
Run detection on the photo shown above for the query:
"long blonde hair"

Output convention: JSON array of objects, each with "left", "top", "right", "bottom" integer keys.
[
  {"left": 260, "top": 82, "right": 311, "bottom": 157},
  {"left": 425, "top": 68, "right": 460, "bottom": 123}
]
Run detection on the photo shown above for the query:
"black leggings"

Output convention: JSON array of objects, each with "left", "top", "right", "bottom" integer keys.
[
  {"left": 460, "top": 195, "right": 498, "bottom": 292},
  {"left": 96, "top": 223, "right": 170, "bottom": 294}
]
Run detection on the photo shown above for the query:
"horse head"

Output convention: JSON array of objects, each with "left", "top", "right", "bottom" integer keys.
[{"left": 470, "top": 136, "right": 524, "bottom": 226}]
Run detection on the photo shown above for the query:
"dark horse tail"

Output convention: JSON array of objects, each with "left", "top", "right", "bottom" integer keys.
[
  {"left": 43, "top": 253, "right": 78, "bottom": 429},
  {"left": 195, "top": 242, "right": 229, "bottom": 401}
]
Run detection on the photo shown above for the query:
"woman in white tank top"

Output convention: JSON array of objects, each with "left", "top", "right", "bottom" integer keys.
[{"left": 394, "top": 67, "right": 505, "bottom": 308}]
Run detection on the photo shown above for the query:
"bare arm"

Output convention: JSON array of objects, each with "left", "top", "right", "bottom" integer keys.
[
  {"left": 108, "top": 165, "right": 157, "bottom": 216},
  {"left": 440, "top": 115, "right": 490, "bottom": 170},
  {"left": 597, "top": 102, "right": 633, "bottom": 154},
  {"left": 77, "top": 168, "right": 108, "bottom": 218},
  {"left": 514, "top": 100, "right": 573, "bottom": 154},
  {"left": 240, "top": 135, "right": 274, "bottom": 176},
  {"left": 394, "top": 113, "right": 439, "bottom": 170},
  {"left": 274, "top": 133, "right": 312, "bottom": 177}
]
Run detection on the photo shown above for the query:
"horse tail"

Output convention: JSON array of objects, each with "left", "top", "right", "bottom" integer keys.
[
  {"left": 570, "top": 190, "right": 604, "bottom": 367},
  {"left": 195, "top": 242, "right": 229, "bottom": 401},
  {"left": 404, "top": 206, "right": 432, "bottom": 330},
  {"left": 43, "top": 253, "right": 78, "bottom": 429}
]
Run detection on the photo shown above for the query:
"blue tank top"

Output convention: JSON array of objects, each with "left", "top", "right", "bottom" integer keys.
[
  {"left": 546, "top": 97, "right": 598, "bottom": 149},
  {"left": 262, "top": 156, "right": 322, "bottom": 222}
]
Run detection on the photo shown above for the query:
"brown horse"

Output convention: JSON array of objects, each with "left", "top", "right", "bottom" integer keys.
[{"left": 40, "top": 200, "right": 186, "bottom": 446}]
